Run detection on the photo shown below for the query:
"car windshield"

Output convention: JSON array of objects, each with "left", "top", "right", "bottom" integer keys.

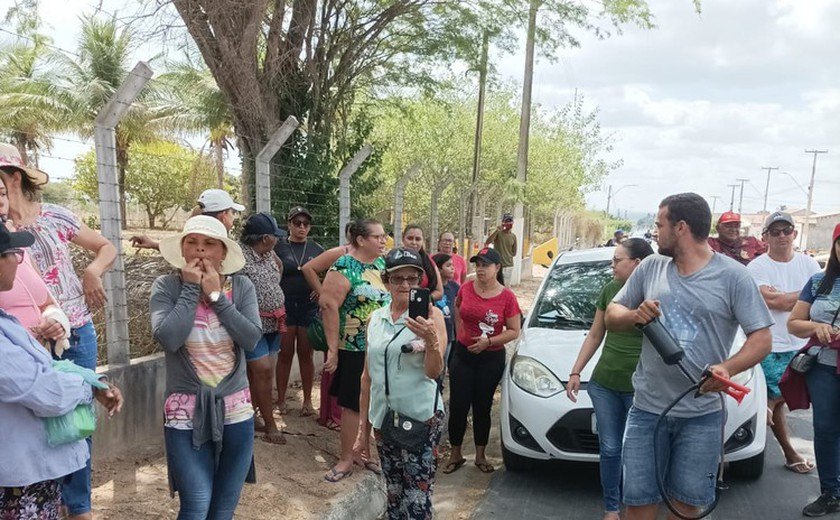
[{"left": 531, "top": 260, "right": 614, "bottom": 331}]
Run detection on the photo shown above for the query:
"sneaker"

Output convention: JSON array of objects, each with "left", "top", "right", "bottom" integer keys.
[{"left": 803, "top": 493, "right": 840, "bottom": 517}]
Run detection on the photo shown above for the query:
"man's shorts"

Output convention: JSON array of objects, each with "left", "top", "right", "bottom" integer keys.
[
  {"left": 245, "top": 332, "right": 281, "bottom": 362},
  {"left": 761, "top": 351, "right": 797, "bottom": 400},
  {"left": 622, "top": 406, "right": 722, "bottom": 507}
]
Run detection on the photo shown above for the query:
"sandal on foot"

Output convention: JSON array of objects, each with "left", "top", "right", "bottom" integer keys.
[
  {"left": 362, "top": 460, "right": 382, "bottom": 475},
  {"left": 441, "top": 458, "right": 466, "bottom": 474},
  {"left": 300, "top": 404, "right": 315, "bottom": 417},
  {"left": 324, "top": 468, "right": 353, "bottom": 483},
  {"left": 261, "top": 430, "right": 287, "bottom": 445},
  {"left": 254, "top": 415, "right": 266, "bottom": 432},
  {"left": 785, "top": 460, "right": 815, "bottom": 474},
  {"left": 475, "top": 461, "right": 495, "bottom": 473},
  {"left": 325, "top": 419, "right": 341, "bottom": 432}
]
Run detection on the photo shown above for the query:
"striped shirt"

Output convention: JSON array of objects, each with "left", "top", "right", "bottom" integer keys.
[{"left": 164, "top": 290, "right": 253, "bottom": 429}]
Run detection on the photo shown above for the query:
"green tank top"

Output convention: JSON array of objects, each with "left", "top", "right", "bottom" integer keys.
[
  {"left": 591, "top": 279, "right": 643, "bottom": 393},
  {"left": 330, "top": 254, "right": 390, "bottom": 352}
]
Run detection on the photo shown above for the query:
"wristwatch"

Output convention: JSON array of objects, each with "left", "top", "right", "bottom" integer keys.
[{"left": 209, "top": 291, "right": 222, "bottom": 303}]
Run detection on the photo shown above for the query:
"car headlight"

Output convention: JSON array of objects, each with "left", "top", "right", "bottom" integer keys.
[
  {"left": 731, "top": 367, "right": 754, "bottom": 386},
  {"left": 510, "top": 355, "right": 563, "bottom": 398}
]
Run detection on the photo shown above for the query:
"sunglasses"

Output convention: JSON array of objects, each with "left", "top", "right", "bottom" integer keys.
[
  {"left": 766, "top": 226, "right": 794, "bottom": 237},
  {"left": 0, "top": 249, "right": 25, "bottom": 264},
  {"left": 290, "top": 219, "right": 311, "bottom": 228},
  {"left": 389, "top": 275, "right": 422, "bottom": 286}
]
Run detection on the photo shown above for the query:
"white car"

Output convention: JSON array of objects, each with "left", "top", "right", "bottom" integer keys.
[{"left": 500, "top": 247, "right": 767, "bottom": 478}]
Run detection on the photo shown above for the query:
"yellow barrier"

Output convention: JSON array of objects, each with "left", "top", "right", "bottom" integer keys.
[{"left": 533, "top": 237, "right": 558, "bottom": 267}]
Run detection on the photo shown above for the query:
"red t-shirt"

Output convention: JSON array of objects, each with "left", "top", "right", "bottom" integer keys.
[
  {"left": 707, "top": 236, "right": 767, "bottom": 265},
  {"left": 456, "top": 280, "right": 522, "bottom": 351},
  {"left": 451, "top": 254, "right": 467, "bottom": 284}
]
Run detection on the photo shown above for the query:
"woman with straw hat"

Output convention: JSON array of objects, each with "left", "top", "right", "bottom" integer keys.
[{"left": 151, "top": 215, "right": 262, "bottom": 519}]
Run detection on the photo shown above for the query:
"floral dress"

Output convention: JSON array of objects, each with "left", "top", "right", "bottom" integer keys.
[{"left": 330, "top": 255, "right": 390, "bottom": 352}]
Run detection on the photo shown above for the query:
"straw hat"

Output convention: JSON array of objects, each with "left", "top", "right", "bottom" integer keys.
[
  {"left": 0, "top": 143, "right": 49, "bottom": 186},
  {"left": 159, "top": 216, "right": 245, "bottom": 274}
]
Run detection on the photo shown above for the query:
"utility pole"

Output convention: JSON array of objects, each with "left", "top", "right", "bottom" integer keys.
[
  {"left": 469, "top": 30, "right": 489, "bottom": 246},
  {"left": 735, "top": 178, "right": 749, "bottom": 214},
  {"left": 606, "top": 183, "right": 637, "bottom": 217},
  {"left": 511, "top": 0, "right": 540, "bottom": 286},
  {"left": 800, "top": 149, "right": 828, "bottom": 249},
  {"left": 761, "top": 166, "right": 779, "bottom": 213},
  {"left": 606, "top": 185, "right": 613, "bottom": 215},
  {"left": 727, "top": 184, "right": 738, "bottom": 211},
  {"left": 709, "top": 195, "right": 721, "bottom": 214}
]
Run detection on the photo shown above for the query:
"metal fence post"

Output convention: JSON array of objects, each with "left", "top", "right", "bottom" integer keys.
[
  {"left": 93, "top": 61, "right": 153, "bottom": 366},
  {"left": 393, "top": 163, "right": 420, "bottom": 246},
  {"left": 256, "top": 115, "right": 299, "bottom": 214},
  {"left": 338, "top": 144, "right": 373, "bottom": 244},
  {"left": 429, "top": 175, "right": 451, "bottom": 253}
]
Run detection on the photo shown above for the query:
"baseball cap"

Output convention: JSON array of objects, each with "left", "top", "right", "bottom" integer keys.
[
  {"left": 502, "top": 213, "right": 514, "bottom": 223},
  {"left": 0, "top": 225, "right": 35, "bottom": 254},
  {"left": 385, "top": 247, "right": 425, "bottom": 274},
  {"left": 717, "top": 211, "right": 741, "bottom": 225},
  {"left": 287, "top": 206, "right": 312, "bottom": 221},
  {"left": 614, "top": 229, "right": 625, "bottom": 236},
  {"left": 243, "top": 212, "right": 285, "bottom": 237},
  {"left": 833, "top": 223, "right": 840, "bottom": 244},
  {"left": 0, "top": 143, "right": 49, "bottom": 187},
  {"left": 470, "top": 247, "right": 502, "bottom": 265},
  {"left": 762, "top": 211, "right": 795, "bottom": 233},
  {"left": 197, "top": 189, "right": 245, "bottom": 213}
]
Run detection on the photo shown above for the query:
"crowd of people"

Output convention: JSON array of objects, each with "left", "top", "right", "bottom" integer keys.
[{"left": 2, "top": 136, "right": 838, "bottom": 520}]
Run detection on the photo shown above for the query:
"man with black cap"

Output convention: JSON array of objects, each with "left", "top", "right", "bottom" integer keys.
[
  {"left": 485, "top": 214, "right": 517, "bottom": 270},
  {"left": 748, "top": 211, "right": 821, "bottom": 475},
  {"left": 707, "top": 211, "right": 767, "bottom": 265}
]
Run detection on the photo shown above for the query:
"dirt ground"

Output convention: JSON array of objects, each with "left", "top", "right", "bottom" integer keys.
[{"left": 90, "top": 269, "right": 546, "bottom": 520}]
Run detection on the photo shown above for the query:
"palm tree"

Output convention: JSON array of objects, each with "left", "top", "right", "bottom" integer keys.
[
  {"left": 0, "top": 35, "right": 74, "bottom": 166},
  {"left": 157, "top": 56, "right": 235, "bottom": 189},
  {"left": 53, "top": 16, "right": 173, "bottom": 228}
]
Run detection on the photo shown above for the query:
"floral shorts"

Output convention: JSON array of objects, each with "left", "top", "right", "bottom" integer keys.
[
  {"left": 761, "top": 351, "right": 797, "bottom": 399},
  {"left": 0, "top": 480, "right": 62, "bottom": 520}
]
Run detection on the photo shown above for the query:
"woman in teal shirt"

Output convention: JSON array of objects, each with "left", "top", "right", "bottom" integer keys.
[
  {"left": 358, "top": 247, "right": 447, "bottom": 519},
  {"left": 566, "top": 237, "right": 654, "bottom": 520}
]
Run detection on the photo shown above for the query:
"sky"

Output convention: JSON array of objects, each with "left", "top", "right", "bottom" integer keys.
[{"left": 6, "top": 0, "right": 840, "bottom": 219}]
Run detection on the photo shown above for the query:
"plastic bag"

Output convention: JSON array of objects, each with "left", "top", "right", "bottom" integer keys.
[{"left": 42, "top": 360, "right": 108, "bottom": 447}]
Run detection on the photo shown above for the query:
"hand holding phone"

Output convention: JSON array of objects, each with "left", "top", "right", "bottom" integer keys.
[{"left": 409, "top": 288, "right": 430, "bottom": 320}]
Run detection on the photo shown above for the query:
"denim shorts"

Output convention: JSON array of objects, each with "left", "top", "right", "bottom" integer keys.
[
  {"left": 760, "top": 351, "right": 797, "bottom": 399},
  {"left": 245, "top": 332, "right": 281, "bottom": 361},
  {"left": 622, "top": 406, "right": 722, "bottom": 507}
]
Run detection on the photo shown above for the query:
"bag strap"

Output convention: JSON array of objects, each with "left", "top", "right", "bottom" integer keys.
[
  {"left": 383, "top": 325, "right": 442, "bottom": 415},
  {"left": 830, "top": 304, "right": 840, "bottom": 329}
]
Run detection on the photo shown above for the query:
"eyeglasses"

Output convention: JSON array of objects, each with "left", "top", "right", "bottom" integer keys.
[
  {"left": 612, "top": 256, "right": 630, "bottom": 264},
  {"left": 1, "top": 249, "right": 24, "bottom": 264},
  {"left": 290, "top": 219, "right": 311, "bottom": 228},
  {"left": 390, "top": 275, "right": 422, "bottom": 286},
  {"left": 766, "top": 226, "right": 795, "bottom": 237}
]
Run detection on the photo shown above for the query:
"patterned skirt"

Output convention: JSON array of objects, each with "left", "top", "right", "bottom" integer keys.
[
  {"left": 375, "top": 411, "right": 445, "bottom": 520},
  {"left": 0, "top": 480, "right": 62, "bottom": 520}
]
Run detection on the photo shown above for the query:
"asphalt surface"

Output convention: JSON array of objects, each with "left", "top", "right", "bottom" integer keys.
[{"left": 474, "top": 409, "right": 824, "bottom": 520}]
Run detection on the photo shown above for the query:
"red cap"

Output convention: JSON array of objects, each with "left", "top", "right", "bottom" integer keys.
[
  {"left": 718, "top": 211, "right": 741, "bottom": 224},
  {"left": 833, "top": 223, "right": 840, "bottom": 243}
]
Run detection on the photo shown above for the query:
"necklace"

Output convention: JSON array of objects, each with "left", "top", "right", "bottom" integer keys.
[{"left": 290, "top": 240, "right": 309, "bottom": 270}]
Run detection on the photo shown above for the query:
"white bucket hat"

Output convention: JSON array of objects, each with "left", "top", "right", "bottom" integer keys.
[
  {"left": 0, "top": 143, "right": 49, "bottom": 186},
  {"left": 159, "top": 215, "right": 245, "bottom": 274}
]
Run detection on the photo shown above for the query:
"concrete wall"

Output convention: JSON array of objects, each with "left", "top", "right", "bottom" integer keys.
[{"left": 93, "top": 352, "right": 166, "bottom": 463}]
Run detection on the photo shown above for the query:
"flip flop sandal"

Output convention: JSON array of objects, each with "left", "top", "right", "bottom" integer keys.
[
  {"left": 360, "top": 460, "right": 382, "bottom": 475},
  {"left": 261, "top": 431, "right": 287, "bottom": 445},
  {"left": 785, "top": 460, "right": 815, "bottom": 474},
  {"left": 325, "top": 419, "right": 341, "bottom": 432},
  {"left": 475, "top": 461, "right": 495, "bottom": 473},
  {"left": 300, "top": 405, "right": 315, "bottom": 417},
  {"left": 324, "top": 468, "right": 353, "bottom": 483},
  {"left": 254, "top": 415, "right": 267, "bottom": 432},
  {"left": 441, "top": 458, "right": 467, "bottom": 474}
]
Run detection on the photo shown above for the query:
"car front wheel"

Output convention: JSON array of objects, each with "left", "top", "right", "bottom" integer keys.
[
  {"left": 727, "top": 449, "right": 765, "bottom": 479},
  {"left": 502, "top": 438, "right": 536, "bottom": 472}
]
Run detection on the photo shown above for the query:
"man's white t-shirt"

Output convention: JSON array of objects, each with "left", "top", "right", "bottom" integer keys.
[{"left": 747, "top": 252, "right": 822, "bottom": 353}]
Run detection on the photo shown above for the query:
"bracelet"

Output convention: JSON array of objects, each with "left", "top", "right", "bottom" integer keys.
[{"left": 569, "top": 373, "right": 581, "bottom": 378}]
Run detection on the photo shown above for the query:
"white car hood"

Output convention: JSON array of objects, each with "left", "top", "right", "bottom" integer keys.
[{"left": 513, "top": 326, "right": 602, "bottom": 381}]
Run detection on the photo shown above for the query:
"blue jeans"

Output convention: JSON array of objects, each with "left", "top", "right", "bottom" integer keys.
[
  {"left": 165, "top": 418, "right": 255, "bottom": 520},
  {"left": 805, "top": 363, "right": 840, "bottom": 496},
  {"left": 588, "top": 380, "right": 634, "bottom": 513},
  {"left": 54, "top": 321, "right": 97, "bottom": 516},
  {"left": 622, "top": 407, "right": 722, "bottom": 507}
]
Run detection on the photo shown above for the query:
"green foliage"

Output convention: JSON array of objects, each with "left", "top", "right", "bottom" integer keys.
[
  {"left": 40, "top": 179, "right": 79, "bottom": 206},
  {"left": 73, "top": 141, "right": 217, "bottom": 228}
]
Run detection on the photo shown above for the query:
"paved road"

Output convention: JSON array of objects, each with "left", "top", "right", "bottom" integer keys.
[{"left": 474, "top": 409, "right": 821, "bottom": 520}]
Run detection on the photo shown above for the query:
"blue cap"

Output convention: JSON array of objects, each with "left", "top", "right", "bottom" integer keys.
[{"left": 243, "top": 212, "right": 284, "bottom": 237}]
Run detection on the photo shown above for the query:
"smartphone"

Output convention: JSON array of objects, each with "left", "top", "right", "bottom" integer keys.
[{"left": 408, "top": 288, "right": 430, "bottom": 320}]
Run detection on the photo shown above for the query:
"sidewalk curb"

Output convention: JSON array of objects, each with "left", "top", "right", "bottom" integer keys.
[{"left": 324, "top": 472, "right": 387, "bottom": 520}]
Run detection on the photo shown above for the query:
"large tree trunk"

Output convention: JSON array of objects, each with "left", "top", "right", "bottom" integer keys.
[
  {"left": 214, "top": 143, "right": 224, "bottom": 188},
  {"left": 146, "top": 209, "right": 156, "bottom": 229}
]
